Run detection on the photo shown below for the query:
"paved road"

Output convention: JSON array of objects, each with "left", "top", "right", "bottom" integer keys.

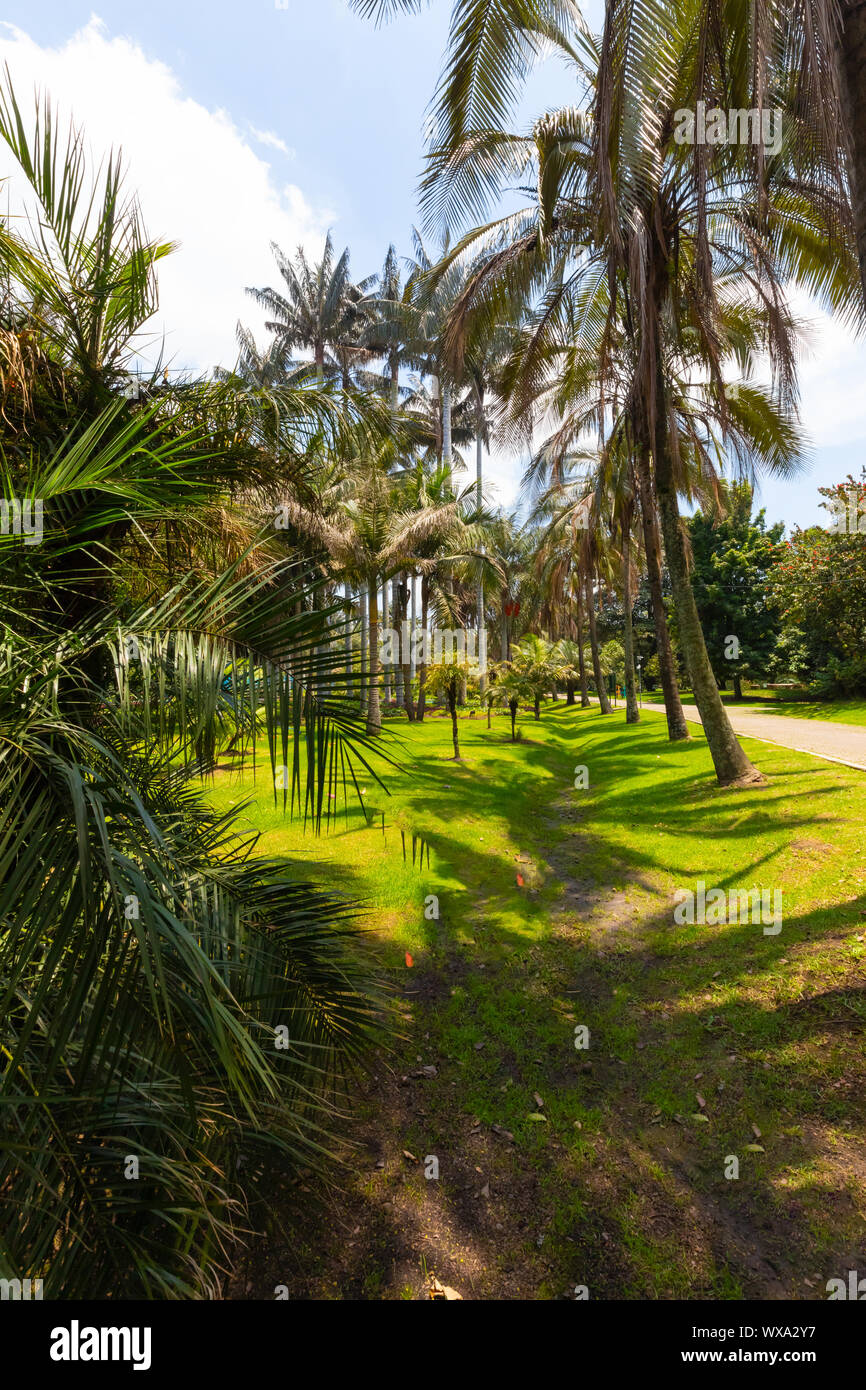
[{"left": 641, "top": 702, "right": 866, "bottom": 772}]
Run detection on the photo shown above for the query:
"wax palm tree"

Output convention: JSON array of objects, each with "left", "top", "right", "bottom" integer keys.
[
  {"left": 246, "top": 232, "right": 372, "bottom": 387},
  {"left": 584, "top": 5, "right": 859, "bottom": 782}
]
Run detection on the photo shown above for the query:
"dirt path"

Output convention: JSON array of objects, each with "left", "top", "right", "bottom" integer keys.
[{"left": 641, "top": 702, "right": 866, "bottom": 771}]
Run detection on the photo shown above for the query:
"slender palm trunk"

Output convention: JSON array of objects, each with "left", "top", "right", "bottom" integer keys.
[
  {"left": 585, "top": 571, "right": 612, "bottom": 714},
  {"left": 393, "top": 577, "right": 403, "bottom": 708},
  {"left": 475, "top": 387, "right": 487, "bottom": 694},
  {"left": 509, "top": 696, "right": 518, "bottom": 742},
  {"left": 381, "top": 581, "right": 390, "bottom": 704},
  {"left": 360, "top": 585, "right": 368, "bottom": 719},
  {"left": 442, "top": 381, "right": 452, "bottom": 463},
  {"left": 417, "top": 576, "right": 430, "bottom": 722},
  {"left": 838, "top": 4, "right": 866, "bottom": 305},
  {"left": 534, "top": 694, "right": 541, "bottom": 720},
  {"left": 621, "top": 499, "right": 640, "bottom": 725},
  {"left": 448, "top": 678, "right": 460, "bottom": 759},
  {"left": 400, "top": 575, "right": 415, "bottom": 720},
  {"left": 344, "top": 583, "right": 353, "bottom": 698},
  {"left": 576, "top": 597, "right": 591, "bottom": 707},
  {"left": 635, "top": 441, "right": 689, "bottom": 740},
  {"left": 652, "top": 399, "right": 762, "bottom": 786},
  {"left": 566, "top": 679, "right": 576, "bottom": 706},
  {"left": 366, "top": 581, "right": 382, "bottom": 736}
]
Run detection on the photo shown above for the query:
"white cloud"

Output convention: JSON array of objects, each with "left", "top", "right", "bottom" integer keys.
[
  {"left": 788, "top": 287, "right": 866, "bottom": 450},
  {"left": 250, "top": 126, "right": 295, "bottom": 159},
  {"left": 0, "top": 17, "right": 334, "bottom": 375}
]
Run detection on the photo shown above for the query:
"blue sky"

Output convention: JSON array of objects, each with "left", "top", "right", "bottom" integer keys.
[
  {"left": 0, "top": 1, "right": 863, "bottom": 529},
  {"left": 5, "top": 0, "right": 590, "bottom": 273}
]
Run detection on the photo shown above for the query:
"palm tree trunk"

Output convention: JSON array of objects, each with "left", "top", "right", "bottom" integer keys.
[
  {"left": 393, "top": 577, "right": 404, "bottom": 708},
  {"left": 410, "top": 571, "right": 417, "bottom": 684},
  {"left": 653, "top": 431, "right": 762, "bottom": 786},
  {"left": 635, "top": 441, "right": 689, "bottom": 740},
  {"left": 585, "top": 571, "right": 613, "bottom": 714},
  {"left": 366, "top": 580, "right": 382, "bottom": 736},
  {"left": 576, "top": 597, "right": 591, "bottom": 707},
  {"left": 381, "top": 581, "right": 390, "bottom": 704},
  {"left": 566, "top": 679, "right": 576, "bottom": 706},
  {"left": 475, "top": 386, "right": 487, "bottom": 694},
  {"left": 360, "top": 585, "right": 368, "bottom": 719},
  {"left": 442, "top": 381, "right": 452, "bottom": 463},
  {"left": 621, "top": 499, "right": 640, "bottom": 725},
  {"left": 838, "top": 4, "right": 866, "bottom": 305},
  {"left": 534, "top": 694, "right": 541, "bottom": 720},
  {"left": 399, "top": 575, "right": 415, "bottom": 720},
  {"left": 448, "top": 678, "right": 460, "bottom": 759},
  {"left": 344, "top": 583, "right": 353, "bottom": 698},
  {"left": 509, "top": 696, "right": 518, "bottom": 742},
  {"left": 417, "top": 575, "right": 429, "bottom": 722}
]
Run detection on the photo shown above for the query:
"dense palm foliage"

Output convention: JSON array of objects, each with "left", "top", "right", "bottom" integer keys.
[{"left": 0, "top": 81, "right": 391, "bottom": 1298}]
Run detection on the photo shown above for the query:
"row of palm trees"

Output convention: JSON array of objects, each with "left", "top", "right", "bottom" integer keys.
[{"left": 349, "top": 0, "right": 865, "bottom": 788}]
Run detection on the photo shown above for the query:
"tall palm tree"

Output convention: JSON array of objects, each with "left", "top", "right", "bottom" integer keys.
[{"left": 246, "top": 232, "right": 371, "bottom": 387}]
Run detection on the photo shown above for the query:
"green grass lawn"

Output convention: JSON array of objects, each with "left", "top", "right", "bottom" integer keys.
[
  {"left": 210, "top": 703, "right": 866, "bottom": 1300},
  {"left": 718, "top": 689, "right": 866, "bottom": 725}
]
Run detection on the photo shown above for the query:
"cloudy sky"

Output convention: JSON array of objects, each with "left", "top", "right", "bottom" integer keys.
[{"left": 1, "top": 1, "right": 864, "bottom": 530}]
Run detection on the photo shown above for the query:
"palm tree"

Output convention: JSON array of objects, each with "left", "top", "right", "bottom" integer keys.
[
  {"left": 508, "top": 631, "right": 574, "bottom": 719},
  {"left": 246, "top": 232, "right": 371, "bottom": 387},
  {"left": 275, "top": 450, "right": 466, "bottom": 734},
  {"left": 423, "top": 654, "right": 477, "bottom": 757}
]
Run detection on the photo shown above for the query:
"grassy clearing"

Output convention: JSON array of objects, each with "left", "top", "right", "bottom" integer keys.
[{"left": 210, "top": 703, "right": 866, "bottom": 1300}]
